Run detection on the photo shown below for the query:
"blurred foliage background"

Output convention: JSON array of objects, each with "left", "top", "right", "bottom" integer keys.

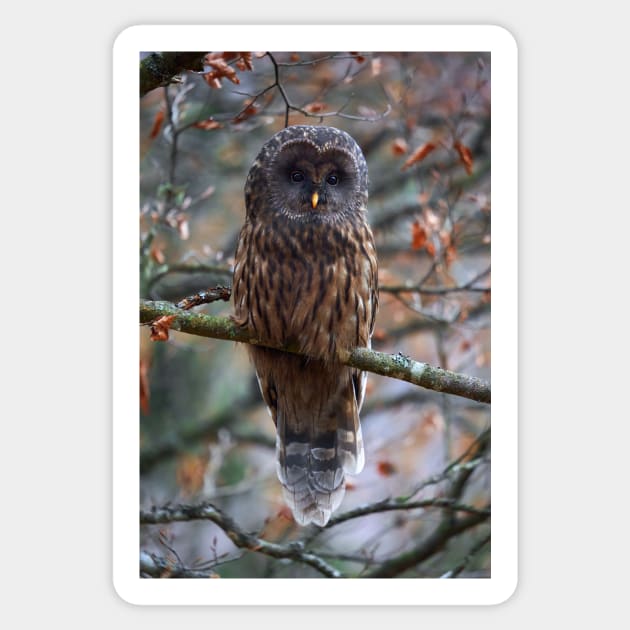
[{"left": 139, "top": 51, "right": 491, "bottom": 578}]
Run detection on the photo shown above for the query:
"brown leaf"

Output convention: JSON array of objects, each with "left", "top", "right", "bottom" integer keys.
[
  {"left": 411, "top": 220, "right": 428, "bottom": 250},
  {"left": 176, "top": 453, "right": 207, "bottom": 496},
  {"left": 149, "top": 110, "right": 164, "bottom": 139},
  {"left": 149, "top": 243, "right": 165, "bottom": 264},
  {"left": 401, "top": 142, "right": 437, "bottom": 170},
  {"left": 150, "top": 315, "right": 176, "bottom": 341},
  {"left": 233, "top": 52, "right": 254, "bottom": 71},
  {"left": 233, "top": 100, "right": 258, "bottom": 123},
  {"left": 350, "top": 52, "right": 366, "bottom": 63},
  {"left": 376, "top": 460, "right": 397, "bottom": 477},
  {"left": 445, "top": 244, "right": 458, "bottom": 267},
  {"left": 304, "top": 101, "right": 327, "bottom": 113},
  {"left": 203, "top": 54, "right": 240, "bottom": 88},
  {"left": 139, "top": 359, "right": 150, "bottom": 415},
  {"left": 371, "top": 327, "right": 388, "bottom": 342},
  {"left": 193, "top": 117, "right": 223, "bottom": 131},
  {"left": 454, "top": 141, "right": 474, "bottom": 175},
  {"left": 391, "top": 138, "right": 409, "bottom": 156},
  {"left": 425, "top": 241, "right": 437, "bottom": 258}
]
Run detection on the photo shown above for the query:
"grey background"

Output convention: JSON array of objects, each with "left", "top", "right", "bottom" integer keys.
[{"left": 3, "top": 0, "right": 626, "bottom": 626}]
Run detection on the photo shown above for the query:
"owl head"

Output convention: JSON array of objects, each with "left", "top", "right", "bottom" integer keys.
[{"left": 245, "top": 125, "right": 369, "bottom": 223}]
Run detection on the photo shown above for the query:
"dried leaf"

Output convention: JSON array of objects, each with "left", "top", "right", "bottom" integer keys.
[
  {"left": 454, "top": 140, "right": 474, "bottom": 175},
  {"left": 402, "top": 142, "right": 437, "bottom": 170},
  {"left": 193, "top": 118, "right": 223, "bottom": 131},
  {"left": 290, "top": 53, "right": 300, "bottom": 62},
  {"left": 203, "top": 54, "right": 240, "bottom": 88},
  {"left": 149, "top": 110, "right": 164, "bottom": 139},
  {"left": 139, "top": 359, "right": 150, "bottom": 415},
  {"left": 149, "top": 243, "right": 165, "bottom": 264},
  {"left": 391, "top": 138, "right": 409, "bottom": 156},
  {"left": 233, "top": 101, "right": 258, "bottom": 123},
  {"left": 411, "top": 220, "right": 428, "bottom": 250},
  {"left": 176, "top": 453, "right": 207, "bottom": 496},
  {"left": 150, "top": 315, "right": 176, "bottom": 341},
  {"left": 304, "top": 101, "right": 327, "bottom": 113},
  {"left": 445, "top": 244, "right": 458, "bottom": 267},
  {"left": 425, "top": 241, "right": 437, "bottom": 258},
  {"left": 351, "top": 52, "right": 366, "bottom": 63},
  {"left": 371, "top": 327, "right": 388, "bottom": 342},
  {"left": 376, "top": 460, "right": 397, "bottom": 477}
]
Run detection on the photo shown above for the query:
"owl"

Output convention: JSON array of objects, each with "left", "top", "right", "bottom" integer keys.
[{"left": 232, "top": 125, "right": 378, "bottom": 526}]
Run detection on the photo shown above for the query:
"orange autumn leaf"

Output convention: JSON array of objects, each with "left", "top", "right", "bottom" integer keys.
[
  {"left": 402, "top": 142, "right": 437, "bottom": 170},
  {"left": 304, "top": 101, "right": 327, "bottom": 113},
  {"left": 425, "top": 241, "right": 437, "bottom": 257},
  {"left": 411, "top": 220, "right": 428, "bottom": 250},
  {"left": 233, "top": 100, "right": 259, "bottom": 123},
  {"left": 139, "top": 358, "right": 150, "bottom": 415},
  {"left": 150, "top": 315, "right": 176, "bottom": 341},
  {"left": 149, "top": 243, "right": 165, "bottom": 264},
  {"left": 454, "top": 141, "right": 474, "bottom": 175},
  {"left": 391, "top": 137, "right": 409, "bottom": 156},
  {"left": 350, "top": 52, "right": 366, "bottom": 63},
  {"left": 203, "top": 54, "right": 240, "bottom": 87},
  {"left": 439, "top": 229, "right": 452, "bottom": 248},
  {"left": 376, "top": 460, "right": 397, "bottom": 477},
  {"left": 176, "top": 453, "right": 207, "bottom": 496},
  {"left": 371, "top": 327, "right": 388, "bottom": 342},
  {"left": 194, "top": 118, "right": 223, "bottom": 131},
  {"left": 149, "top": 110, "right": 164, "bottom": 139},
  {"left": 445, "top": 243, "right": 458, "bottom": 267}
]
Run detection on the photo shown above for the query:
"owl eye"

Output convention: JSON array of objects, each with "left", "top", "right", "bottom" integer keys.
[
  {"left": 290, "top": 171, "right": 305, "bottom": 183},
  {"left": 326, "top": 173, "right": 339, "bottom": 186}
]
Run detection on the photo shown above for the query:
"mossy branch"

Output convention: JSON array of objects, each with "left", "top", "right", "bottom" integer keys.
[
  {"left": 140, "top": 299, "right": 490, "bottom": 404},
  {"left": 140, "top": 52, "right": 208, "bottom": 97}
]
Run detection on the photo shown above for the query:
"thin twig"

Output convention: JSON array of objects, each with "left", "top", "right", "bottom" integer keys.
[{"left": 140, "top": 502, "right": 343, "bottom": 578}]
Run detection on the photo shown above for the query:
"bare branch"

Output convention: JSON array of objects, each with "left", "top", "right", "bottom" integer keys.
[
  {"left": 140, "top": 550, "right": 220, "bottom": 578},
  {"left": 326, "top": 497, "right": 490, "bottom": 528},
  {"left": 140, "top": 502, "right": 343, "bottom": 578},
  {"left": 363, "top": 506, "right": 490, "bottom": 578}
]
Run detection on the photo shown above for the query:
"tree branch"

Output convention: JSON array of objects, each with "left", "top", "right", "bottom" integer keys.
[
  {"left": 363, "top": 506, "right": 490, "bottom": 578},
  {"left": 140, "top": 299, "right": 491, "bottom": 404},
  {"left": 140, "top": 52, "right": 208, "bottom": 97},
  {"left": 140, "top": 502, "right": 343, "bottom": 578}
]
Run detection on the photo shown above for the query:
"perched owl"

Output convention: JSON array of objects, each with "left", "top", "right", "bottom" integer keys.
[{"left": 233, "top": 125, "right": 378, "bottom": 526}]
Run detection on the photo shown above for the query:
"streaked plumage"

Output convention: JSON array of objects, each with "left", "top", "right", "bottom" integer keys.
[{"left": 233, "top": 125, "right": 378, "bottom": 526}]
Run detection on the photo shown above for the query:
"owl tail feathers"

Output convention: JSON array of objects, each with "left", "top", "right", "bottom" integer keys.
[{"left": 275, "top": 423, "right": 365, "bottom": 527}]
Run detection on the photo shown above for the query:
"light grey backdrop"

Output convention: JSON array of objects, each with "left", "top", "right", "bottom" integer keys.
[{"left": 3, "top": 0, "right": 626, "bottom": 626}]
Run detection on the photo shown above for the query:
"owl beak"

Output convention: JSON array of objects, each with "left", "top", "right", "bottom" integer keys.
[{"left": 311, "top": 191, "right": 319, "bottom": 209}]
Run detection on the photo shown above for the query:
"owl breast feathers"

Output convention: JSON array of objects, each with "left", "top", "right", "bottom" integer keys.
[{"left": 233, "top": 125, "right": 378, "bottom": 526}]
